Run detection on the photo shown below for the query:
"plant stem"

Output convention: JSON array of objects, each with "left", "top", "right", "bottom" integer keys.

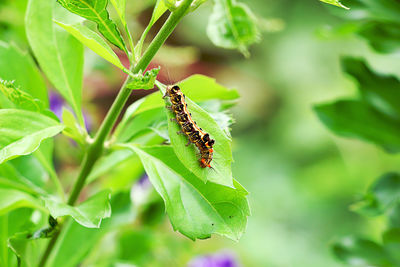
[{"left": 38, "top": 1, "right": 194, "bottom": 266}]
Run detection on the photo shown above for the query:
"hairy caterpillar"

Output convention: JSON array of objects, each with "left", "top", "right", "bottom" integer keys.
[{"left": 164, "top": 85, "right": 215, "bottom": 168}]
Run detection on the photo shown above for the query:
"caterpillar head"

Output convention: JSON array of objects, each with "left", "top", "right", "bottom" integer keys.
[{"left": 170, "top": 85, "right": 180, "bottom": 94}]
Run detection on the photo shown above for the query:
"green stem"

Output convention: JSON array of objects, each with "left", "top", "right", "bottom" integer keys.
[
  {"left": 71, "top": 0, "right": 193, "bottom": 207},
  {"left": 38, "top": 1, "right": 194, "bottom": 266},
  {"left": 37, "top": 230, "right": 61, "bottom": 267}
]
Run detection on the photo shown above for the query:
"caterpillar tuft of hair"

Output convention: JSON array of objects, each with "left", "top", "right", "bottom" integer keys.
[{"left": 163, "top": 85, "right": 215, "bottom": 168}]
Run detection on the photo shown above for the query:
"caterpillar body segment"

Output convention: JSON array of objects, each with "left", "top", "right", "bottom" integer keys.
[{"left": 164, "top": 85, "right": 215, "bottom": 168}]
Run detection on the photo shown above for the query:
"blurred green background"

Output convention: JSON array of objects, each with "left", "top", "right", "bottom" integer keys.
[{"left": 2, "top": 0, "right": 400, "bottom": 266}]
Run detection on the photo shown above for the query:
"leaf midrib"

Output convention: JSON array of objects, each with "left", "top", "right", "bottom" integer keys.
[{"left": 78, "top": 0, "right": 125, "bottom": 50}]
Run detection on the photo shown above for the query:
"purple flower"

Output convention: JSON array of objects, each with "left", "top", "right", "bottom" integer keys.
[
  {"left": 137, "top": 174, "right": 151, "bottom": 187},
  {"left": 82, "top": 111, "right": 93, "bottom": 133},
  {"left": 188, "top": 251, "right": 240, "bottom": 267},
  {"left": 49, "top": 91, "right": 64, "bottom": 120}
]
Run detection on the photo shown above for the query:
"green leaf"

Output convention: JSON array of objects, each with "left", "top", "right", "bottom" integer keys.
[
  {"left": 135, "top": 0, "right": 168, "bottom": 59},
  {"left": 32, "top": 139, "right": 64, "bottom": 199},
  {"left": 110, "top": 0, "right": 126, "bottom": 26},
  {"left": 6, "top": 210, "right": 55, "bottom": 266},
  {"left": 87, "top": 149, "right": 135, "bottom": 183},
  {"left": 61, "top": 108, "right": 88, "bottom": 145},
  {"left": 0, "top": 80, "right": 57, "bottom": 121},
  {"left": 389, "top": 203, "right": 400, "bottom": 228},
  {"left": 200, "top": 100, "right": 235, "bottom": 136},
  {"left": 189, "top": 0, "right": 208, "bottom": 12},
  {"left": 115, "top": 107, "right": 167, "bottom": 143},
  {"left": 341, "top": 57, "right": 400, "bottom": 119},
  {"left": 43, "top": 190, "right": 111, "bottom": 228},
  {"left": 124, "top": 145, "right": 249, "bottom": 241},
  {"left": 10, "top": 156, "right": 48, "bottom": 190},
  {"left": 332, "top": 237, "right": 393, "bottom": 266},
  {"left": 135, "top": 75, "right": 239, "bottom": 115},
  {"left": 54, "top": 21, "right": 125, "bottom": 70},
  {"left": 115, "top": 229, "right": 155, "bottom": 265},
  {"left": 383, "top": 228, "right": 400, "bottom": 264},
  {"left": 0, "top": 189, "right": 45, "bottom": 215},
  {"left": 98, "top": 154, "right": 144, "bottom": 192},
  {"left": 163, "top": 0, "right": 208, "bottom": 12},
  {"left": 207, "top": 0, "right": 260, "bottom": 57},
  {"left": 333, "top": 1, "right": 400, "bottom": 53},
  {"left": 45, "top": 222, "right": 100, "bottom": 267},
  {"left": 113, "top": 97, "right": 146, "bottom": 138},
  {"left": 340, "top": 0, "right": 400, "bottom": 23},
  {"left": 164, "top": 0, "right": 209, "bottom": 11},
  {"left": 166, "top": 96, "right": 234, "bottom": 187},
  {"left": 0, "top": 176, "right": 37, "bottom": 196},
  {"left": 8, "top": 217, "right": 55, "bottom": 267},
  {"left": 45, "top": 192, "right": 134, "bottom": 267},
  {"left": 0, "top": 160, "right": 48, "bottom": 196},
  {"left": 0, "top": 81, "right": 59, "bottom": 191},
  {"left": 26, "top": 0, "right": 85, "bottom": 125},
  {"left": 0, "top": 209, "right": 38, "bottom": 267},
  {"left": 351, "top": 172, "right": 400, "bottom": 216},
  {"left": 0, "top": 42, "right": 48, "bottom": 107},
  {"left": 152, "top": 0, "right": 168, "bottom": 22},
  {"left": 178, "top": 74, "right": 240, "bottom": 101},
  {"left": 319, "top": 0, "right": 349, "bottom": 9},
  {"left": 57, "top": 0, "right": 127, "bottom": 52},
  {"left": 314, "top": 100, "right": 400, "bottom": 153},
  {"left": 8, "top": 232, "right": 47, "bottom": 267},
  {"left": 358, "top": 22, "right": 400, "bottom": 54},
  {"left": 0, "top": 81, "right": 59, "bottom": 193},
  {"left": 0, "top": 190, "right": 43, "bottom": 217},
  {"left": 0, "top": 80, "right": 43, "bottom": 112},
  {"left": 0, "top": 109, "right": 64, "bottom": 165},
  {"left": 126, "top": 68, "right": 160, "bottom": 90}
]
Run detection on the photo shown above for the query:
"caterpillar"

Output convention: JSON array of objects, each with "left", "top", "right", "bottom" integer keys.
[{"left": 164, "top": 85, "right": 215, "bottom": 168}]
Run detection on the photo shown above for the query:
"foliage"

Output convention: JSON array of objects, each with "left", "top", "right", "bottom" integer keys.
[
  {"left": 54, "top": 21, "right": 125, "bottom": 70},
  {"left": 315, "top": 1, "right": 400, "bottom": 266},
  {"left": 207, "top": 0, "right": 260, "bottom": 57},
  {"left": 326, "top": 0, "right": 400, "bottom": 53},
  {"left": 315, "top": 57, "right": 400, "bottom": 153},
  {"left": 331, "top": 173, "right": 400, "bottom": 266},
  {"left": 25, "top": 0, "right": 85, "bottom": 125},
  {"left": 319, "top": 0, "right": 349, "bottom": 9},
  {"left": 124, "top": 145, "right": 249, "bottom": 241},
  {"left": 126, "top": 68, "right": 160, "bottom": 90},
  {"left": 0, "top": 0, "right": 260, "bottom": 265},
  {"left": 56, "top": 0, "right": 127, "bottom": 52}
]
